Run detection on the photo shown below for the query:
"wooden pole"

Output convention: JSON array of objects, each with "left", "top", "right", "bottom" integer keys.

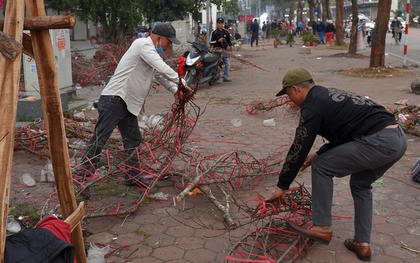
[
  {"left": 0, "top": 0, "right": 25, "bottom": 261},
  {"left": 0, "top": 13, "right": 76, "bottom": 30},
  {"left": 24, "top": 0, "right": 87, "bottom": 262},
  {"left": 0, "top": 31, "right": 23, "bottom": 61}
]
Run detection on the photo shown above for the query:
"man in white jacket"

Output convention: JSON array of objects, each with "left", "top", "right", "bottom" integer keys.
[{"left": 82, "top": 23, "right": 191, "bottom": 186}]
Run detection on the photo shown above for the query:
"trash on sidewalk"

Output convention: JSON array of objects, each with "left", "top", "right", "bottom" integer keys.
[
  {"left": 20, "top": 173, "right": 36, "bottom": 187},
  {"left": 395, "top": 99, "right": 409, "bottom": 105},
  {"left": 395, "top": 99, "right": 408, "bottom": 105},
  {"left": 263, "top": 118, "right": 276, "bottom": 127},
  {"left": 374, "top": 178, "right": 383, "bottom": 185},
  {"left": 6, "top": 215, "right": 21, "bottom": 233},
  {"left": 188, "top": 188, "right": 203, "bottom": 196},
  {"left": 231, "top": 118, "right": 242, "bottom": 127},
  {"left": 87, "top": 242, "right": 110, "bottom": 263},
  {"left": 40, "top": 159, "right": 55, "bottom": 182}
]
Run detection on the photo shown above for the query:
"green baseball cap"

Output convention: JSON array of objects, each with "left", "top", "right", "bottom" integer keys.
[{"left": 276, "top": 68, "right": 313, "bottom": 96}]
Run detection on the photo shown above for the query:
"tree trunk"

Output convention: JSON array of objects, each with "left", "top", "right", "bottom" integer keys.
[
  {"left": 322, "top": 0, "right": 328, "bottom": 21},
  {"left": 308, "top": 0, "right": 315, "bottom": 21},
  {"left": 335, "top": 0, "right": 345, "bottom": 45},
  {"left": 288, "top": 1, "right": 296, "bottom": 21},
  {"left": 369, "top": 0, "right": 392, "bottom": 67},
  {"left": 297, "top": 0, "right": 304, "bottom": 23},
  {"left": 348, "top": 0, "right": 358, "bottom": 54},
  {"left": 314, "top": 0, "right": 322, "bottom": 19},
  {"left": 326, "top": 0, "right": 331, "bottom": 20}
]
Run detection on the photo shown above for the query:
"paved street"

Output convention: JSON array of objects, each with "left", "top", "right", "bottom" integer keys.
[{"left": 10, "top": 37, "right": 420, "bottom": 262}]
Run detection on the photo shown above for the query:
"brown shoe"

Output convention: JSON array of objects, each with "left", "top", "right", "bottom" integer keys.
[
  {"left": 286, "top": 219, "right": 332, "bottom": 244},
  {"left": 344, "top": 239, "right": 371, "bottom": 261}
]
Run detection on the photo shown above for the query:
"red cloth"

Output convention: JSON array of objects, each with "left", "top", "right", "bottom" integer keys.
[
  {"left": 0, "top": 0, "right": 4, "bottom": 9},
  {"left": 176, "top": 55, "right": 186, "bottom": 77},
  {"left": 37, "top": 215, "right": 77, "bottom": 263}
]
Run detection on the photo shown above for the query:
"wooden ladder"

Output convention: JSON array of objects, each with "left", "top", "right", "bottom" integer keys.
[{"left": 0, "top": 0, "right": 86, "bottom": 262}]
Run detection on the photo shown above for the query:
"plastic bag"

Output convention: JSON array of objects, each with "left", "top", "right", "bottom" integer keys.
[
  {"left": 40, "top": 159, "right": 55, "bottom": 182},
  {"left": 6, "top": 215, "right": 21, "bottom": 233},
  {"left": 87, "top": 242, "right": 110, "bottom": 263}
]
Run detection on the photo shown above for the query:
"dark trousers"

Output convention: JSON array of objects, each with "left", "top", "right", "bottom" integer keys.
[
  {"left": 83, "top": 95, "right": 142, "bottom": 168},
  {"left": 311, "top": 127, "right": 406, "bottom": 243},
  {"left": 251, "top": 32, "right": 259, "bottom": 46}
]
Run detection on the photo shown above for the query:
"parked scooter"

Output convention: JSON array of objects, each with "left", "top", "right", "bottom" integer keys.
[{"left": 184, "top": 41, "right": 222, "bottom": 88}]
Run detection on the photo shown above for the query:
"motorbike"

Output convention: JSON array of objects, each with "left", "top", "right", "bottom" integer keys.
[{"left": 184, "top": 41, "right": 222, "bottom": 88}]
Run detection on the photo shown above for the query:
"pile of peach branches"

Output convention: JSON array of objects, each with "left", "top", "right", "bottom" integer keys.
[
  {"left": 246, "top": 96, "right": 296, "bottom": 115},
  {"left": 225, "top": 184, "right": 313, "bottom": 263},
  {"left": 14, "top": 82, "right": 200, "bottom": 218},
  {"left": 14, "top": 95, "right": 293, "bottom": 225}
]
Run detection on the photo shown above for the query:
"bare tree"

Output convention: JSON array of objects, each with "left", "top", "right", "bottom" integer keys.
[
  {"left": 297, "top": 0, "right": 304, "bottom": 23},
  {"left": 334, "top": 0, "right": 345, "bottom": 45},
  {"left": 369, "top": 0, "right": 392, "bottom": 67},
  {"left": 322, "top": 0, "right": 331, "bottom": 21},
  {"left": 308, "top": 0, "right": 315, "bottom": 22},
  {"left": 348, "top": 0, "right": 358, "bottom": 54}
]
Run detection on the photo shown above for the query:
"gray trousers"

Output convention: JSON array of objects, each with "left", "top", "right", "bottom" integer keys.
[{"left": 311, "top": 126, "right": 407, "bottom": 243}]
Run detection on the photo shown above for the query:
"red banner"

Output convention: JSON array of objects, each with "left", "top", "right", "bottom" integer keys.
[{"left": 0, "top": 0, "right": 3, "bottom": 10}]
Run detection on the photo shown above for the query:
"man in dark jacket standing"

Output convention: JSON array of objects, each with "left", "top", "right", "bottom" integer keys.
[
  {"left": 266, "top": 68, "right": 407, "bottom": 262},
  {"left": 316, "top": 19, "right": 326, "bottom": 44},
  {"left": 250, "top": 19, "right": 259, "bottom": 47},
  {"left": 210, "top": 17, "right": 234, "bottom": 82}
]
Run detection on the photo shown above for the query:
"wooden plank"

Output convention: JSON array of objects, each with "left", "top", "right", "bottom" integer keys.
[
  {"left": 0, "top": 13, "right": 76, "bottom": 30},
  {"left": 0, "top": 31, "right": 23, "bottom": 61},
  {"left": 64, "top": 202, "right": 85, "bottom": 232},
  {"left": 22, "top": 33, "right": 34, "bottom": 58},
  {"left": 24, "top": 1, "right": 86, "bottom": 262},
  {"left": 0, "top": 0, "right": 25, "bottom": 261}
]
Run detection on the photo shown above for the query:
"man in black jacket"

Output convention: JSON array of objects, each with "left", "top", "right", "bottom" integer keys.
[
  {"left": 210, "top": 17, "right": 234, "bottom": 82},
  {"left": 266, "top": 68, "right": 407, "bottom": 262}
]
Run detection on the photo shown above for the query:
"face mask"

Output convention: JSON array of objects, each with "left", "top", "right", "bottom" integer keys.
[{"left": 155, "top": 38, "right": 163, "bottom": 54}]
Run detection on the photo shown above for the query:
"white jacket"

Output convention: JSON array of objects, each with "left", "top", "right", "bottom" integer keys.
[{"left": 101, "top": 37, "right": 178, "bottom": 116}]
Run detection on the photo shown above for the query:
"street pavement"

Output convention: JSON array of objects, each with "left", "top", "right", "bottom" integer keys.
[{"left": 10, "top": 37, "right": 420, "bottom": 262}]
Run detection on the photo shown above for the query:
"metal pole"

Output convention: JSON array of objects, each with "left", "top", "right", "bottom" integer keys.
[
  {"left": 403, "top": 0, "right": 410, "bottom": 66},
  {"left": 206, "top": 0, "right": 210, "bottom": 46}
]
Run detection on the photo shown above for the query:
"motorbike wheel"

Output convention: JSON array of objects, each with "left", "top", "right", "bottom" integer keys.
[
  {"left": 208, "top": 68, "right": 220, "bottom": 86},
  {"left": 185, "top": 71, "right": 200, "bottom": 87}
]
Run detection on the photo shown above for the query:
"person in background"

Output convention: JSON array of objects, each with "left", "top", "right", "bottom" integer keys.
[
  {"left": 325, "top": 20, "right": 335, "bottom": 45},
  {"left": 288, "top": 21, "right": 294, "bottom": 34},
  {"left": 316, "top": 18, "right": 326, "bottom": 44},
  {"left": 80, "top": 23, "right": 193, "bottom": 186},
  {"left": 224, "top": 21, "right": 229, "bottom": 30},
  {"left": 262, "top": 21, "right": 267, "bottom": 40},
  {"left": 390, "top": 16, "right": 403, "bottom": 42},
  {"left": 308, "top": 19, "right": 317, "bottom": 35},
  {"left": 265, "top": 68, "right": 406, "bottom": 262},
  {"left": 271, "top": 19, "right": 278, "bottom": 30},
  {"left": 250, "top": 19, "right": 260, "bottom": 47},
  {"left": 210, "top": 17, "right": 234, "bottom": 83},
  {"left": 296, "top": 21, "right": 303, "bottom": 35}
]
